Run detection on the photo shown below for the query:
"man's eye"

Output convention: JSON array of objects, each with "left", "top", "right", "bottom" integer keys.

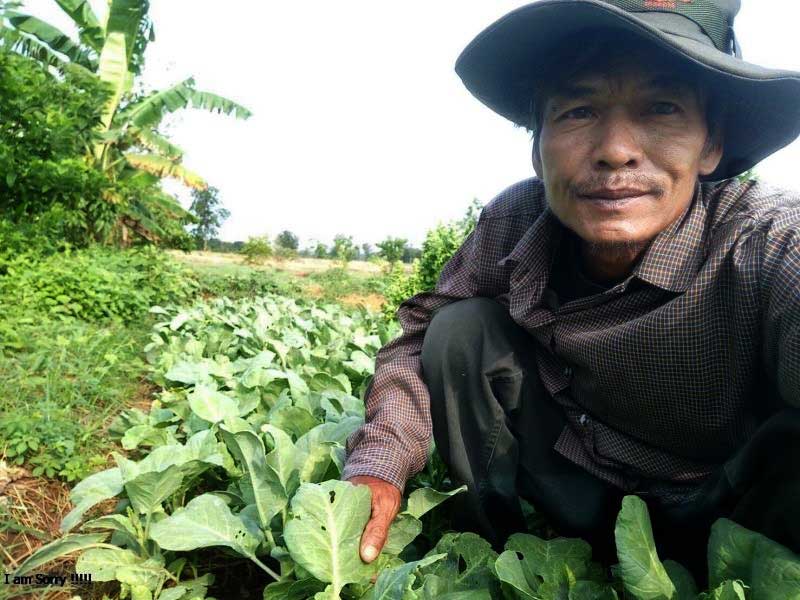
[
  {"left": 650, "top": 102, "right": 680, "bottom": 115},
  {"left": 561, "top": 107, "right": 593, "bottom": 120}
]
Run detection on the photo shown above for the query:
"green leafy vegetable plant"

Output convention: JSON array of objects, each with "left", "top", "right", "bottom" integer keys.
[{"left": 17, "top": 292, "right": 800, "bottom": 599}]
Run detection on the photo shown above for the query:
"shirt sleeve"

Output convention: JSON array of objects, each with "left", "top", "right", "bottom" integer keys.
[
  {"left": 342, "top": 214, "right": 501, "bottom": 493},
  {"left": 760, "top": 208, "right": 800, "bottom": 408}
]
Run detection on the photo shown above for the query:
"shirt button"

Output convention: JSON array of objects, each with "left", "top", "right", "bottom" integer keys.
[
  {"left": 579, "top": 414, "right": 589, "bottom": 426},
  {"left": 563, "top": 366, "right": 573, "bottom": 377}
]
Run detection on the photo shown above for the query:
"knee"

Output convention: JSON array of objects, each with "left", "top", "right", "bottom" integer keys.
[{"left": 421, "top": 297, "right": 507, "bottom": 372}]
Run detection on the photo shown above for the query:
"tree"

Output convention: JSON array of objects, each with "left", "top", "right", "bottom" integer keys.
[
  {"left": 403, "top": 246, "right": 422, "bottom": 263},
  {"left": 459, "top": 197, "right": 484, "bottom": 235},
  {"left": 208, "top": 239, "right": 242, "bottom": 253},
  {"left": 0, "top": 48, "right": 111, "bottom": 246},
  {"left": 188, "top": 186, "right": 229, "bottom": 250},
  {"left": 376, "top": 237, "right": 408, "bottom": 263},
  {"left": 332, "top": 234, "right": 357, "bottom": 267},
  {"left": 312, "top": 241, "right": 328, "bottom": 259},
  {"left": 0, "top": 0, "right": 251, "bottom": 244},
  {"left": 272, "top": 230, "right": 297, "bottom": 261},
  {"left": 361, "top": 243, "right": 373, "bottom": 260},
  {"left": 241, "top": 235, "right": 272, "bottom": 264},
  {"left": 275, "top": 230, "right": 299, "bottom": 251},
  {"left": 382, "top": 198, "right": 485, "bottom": 321}
]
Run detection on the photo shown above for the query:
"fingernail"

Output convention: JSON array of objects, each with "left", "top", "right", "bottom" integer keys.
[{"left": 363, "top": 545, "right": 378, "bottom": 562}]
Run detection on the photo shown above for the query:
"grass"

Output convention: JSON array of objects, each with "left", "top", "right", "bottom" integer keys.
[
  {"left": 167, "top": 249, "right": 411, "bottom": 276},
  {"left": 0, "top": 316, "right": 152, "bottom": 482},
  {"left": 0, "top": 316, "right": 153, "bottom": 598},
  {"left": 175, "top": 250, "right": 395, "bottom": 309}
]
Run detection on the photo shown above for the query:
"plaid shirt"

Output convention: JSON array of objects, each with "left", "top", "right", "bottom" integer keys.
[{"left": 344, "top": 177, "right": 800, "bottom": 505}]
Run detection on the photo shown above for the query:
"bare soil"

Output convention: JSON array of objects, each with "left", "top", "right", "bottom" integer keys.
[
  {"left": 338, "top": 293, "right": 386, "bottom": 312},
  {"left": 0, "top": 465, "right": 117, "bottom": 600}
]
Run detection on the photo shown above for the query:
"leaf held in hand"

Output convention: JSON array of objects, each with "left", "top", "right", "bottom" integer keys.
[{"left": 284, "top": 480, "right": 376, "bottom": 597}]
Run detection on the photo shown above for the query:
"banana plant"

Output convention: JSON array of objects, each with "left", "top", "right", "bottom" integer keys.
[{"left": 0, "top": 0, "right": 251, "bottom": 243}]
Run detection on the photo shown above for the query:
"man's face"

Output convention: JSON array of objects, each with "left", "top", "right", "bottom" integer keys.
[{"left": 532, "top": 60, "right": 723, "bottom": 250}]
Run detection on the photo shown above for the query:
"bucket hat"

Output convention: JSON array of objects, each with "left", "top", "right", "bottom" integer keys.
[{"left": 455, "top": 0, "right": 800, "bottom": 181}]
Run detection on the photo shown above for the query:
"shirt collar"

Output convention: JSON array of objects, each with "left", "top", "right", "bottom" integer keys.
[
  {"left": 631, "top": 182, "right": 707, "bottom": 293},
  {"left": 497, "top": 181, "right": 708, "bottom": 294},
  {"left": 497, "top": 205, "right": 563, "bottom": 274}
]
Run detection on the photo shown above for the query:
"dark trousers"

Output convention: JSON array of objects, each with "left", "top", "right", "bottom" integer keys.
[{"left": 419, "top": 297, "right": 800, "bottom": 581}]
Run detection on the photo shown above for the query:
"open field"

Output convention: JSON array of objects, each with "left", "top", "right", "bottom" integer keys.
[
  {"left": 168, "top": 250, "right": 414, "bottom": 277},
  {"left": 171, "top": 251, "right": 400, "bottom": 313}
]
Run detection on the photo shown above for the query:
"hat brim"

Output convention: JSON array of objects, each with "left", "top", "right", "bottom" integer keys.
[{"left": 455, "top": 0, "right": 800, "bottom": 181}]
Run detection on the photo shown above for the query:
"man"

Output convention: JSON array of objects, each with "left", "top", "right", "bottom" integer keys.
[{"left": 344, "top": 0, "right": 800, "bottom": 577}]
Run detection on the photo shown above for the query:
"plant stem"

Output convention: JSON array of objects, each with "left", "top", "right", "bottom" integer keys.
[
  {"left": 250, "top": 555, "right": 280, "bottom": 582},
  {"left": 154, "top": 575, "right": 165, "bottom": 599},
  {"left": 144, "top": 511, "right": 153, "bottom": 542}
]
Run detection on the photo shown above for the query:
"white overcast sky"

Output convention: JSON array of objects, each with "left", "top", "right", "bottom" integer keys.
[{"left": 21, "top": 1, "right": 800, "bottom": 248}]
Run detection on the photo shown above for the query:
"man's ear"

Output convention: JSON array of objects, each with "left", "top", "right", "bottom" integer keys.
[
  {"left": 531, "top": 136, "right": 543, "bottom": 178},
  {"left": 698, "top": 132, "right": 724, "bottom": 177}
]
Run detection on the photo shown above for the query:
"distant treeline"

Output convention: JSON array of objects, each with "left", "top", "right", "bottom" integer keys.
[{"left": 206, "top": 236, "right": 423, "bottom": 263}]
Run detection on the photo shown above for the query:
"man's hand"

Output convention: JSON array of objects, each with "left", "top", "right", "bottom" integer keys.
[{"left": 347, "top": 475, "right": 402, "bottom": 563}]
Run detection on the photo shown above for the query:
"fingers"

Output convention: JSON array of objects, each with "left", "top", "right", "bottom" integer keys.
[
  {"left": 360, "top": 487, "right": 401, "bottom": 563},
  {"left": 360, "top": 503, "right": 393, "bottom": 562},
  {"left": 346, "top": 475, "right": 402, "bottom": 564}
]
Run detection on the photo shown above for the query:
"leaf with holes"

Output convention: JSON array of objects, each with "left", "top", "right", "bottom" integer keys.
[
  {"left": 149, "top": 493, "right": 262, "bottom": 556},
  {"left": 366, "top": 553, "right": 446, "bottom": 599},
  {"left": 496, "top": 532, "right": 605, "bottom": 596},
  {"left": 284, "top": 480, "right": 377, "bottom": 597},
  {"left": 413, "top": 532, "right": 500, "bottom": 596}
]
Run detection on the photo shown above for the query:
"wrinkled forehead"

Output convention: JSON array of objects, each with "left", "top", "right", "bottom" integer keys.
[{"left": 549, "top": 47, "right": 706, "bottom": 105}]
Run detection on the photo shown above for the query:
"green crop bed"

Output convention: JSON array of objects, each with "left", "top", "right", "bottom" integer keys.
[{"left": 13, "top": 293, "right": 800, "bottom": 599}]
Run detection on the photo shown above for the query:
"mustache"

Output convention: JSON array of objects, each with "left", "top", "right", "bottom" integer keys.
[{"left": 570, "top": 174, "right": 665, "bottom": 197}]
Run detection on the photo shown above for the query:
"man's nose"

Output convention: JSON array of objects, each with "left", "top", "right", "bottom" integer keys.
[{"left": 591, "top": 111, "right": 644, "bottom": 170}]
